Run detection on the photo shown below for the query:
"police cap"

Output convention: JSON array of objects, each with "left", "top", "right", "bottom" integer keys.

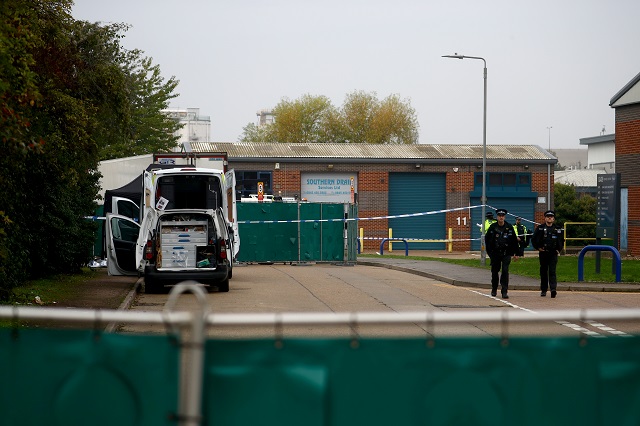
[
  {"left": 485, "top": 212, "right": 494, "bottom": 218},
  {"left": 544, "top": 210, "right": 555, "bottom": 217},
  {"left": 496, "top": 209, "right": 507, "bottom": 216}
]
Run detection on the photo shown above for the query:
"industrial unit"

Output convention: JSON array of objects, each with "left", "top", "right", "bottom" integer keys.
[{"left": 146, "top": 142, "right": 557, "bottom": 253}]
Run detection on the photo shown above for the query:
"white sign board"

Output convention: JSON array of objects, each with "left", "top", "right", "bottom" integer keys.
[{"left": 301, "top": 173, "right": 357, "bottom": 203}]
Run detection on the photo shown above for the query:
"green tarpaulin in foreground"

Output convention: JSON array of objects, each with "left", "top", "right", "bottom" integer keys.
[
  {"left": 0, "top": 329, "right": 179, "bottom": 426},
  {"left": 3, "top": 329, "right": 640, "bottom": 426}
]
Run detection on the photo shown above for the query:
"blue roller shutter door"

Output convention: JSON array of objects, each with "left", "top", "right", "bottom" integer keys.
[
  {"left": 389, "top": 173, "right": 446, "bottom": 250},
  {"left": 471, "top": 198, "right": 535, "bottom": 251}
]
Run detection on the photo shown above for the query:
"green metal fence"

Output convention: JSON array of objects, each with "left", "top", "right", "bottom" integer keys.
[
  {"left": 1, "top": 329, "right": 179, "bottom": 426},
  {"left": 3, "top": 328, "right": 640, "bottom": 426},
  {"left": 237, "top": 202, "right": 358, "bottom": 263}
]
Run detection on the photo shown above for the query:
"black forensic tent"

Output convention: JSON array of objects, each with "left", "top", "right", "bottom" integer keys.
[
  {"left": 103, "top": 163, "right": 185, "bottom": 218},
  {"left": 98, "top": 164, "right": 185, "bottom": 257},
  {"left": 103, "top": 174, "right": 143, "bottom": 217}
]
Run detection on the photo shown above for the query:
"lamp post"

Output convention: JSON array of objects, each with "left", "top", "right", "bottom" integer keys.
[
  {"left": 546, "top": 126, "right": 553, "bottom": 211},
  {"left": 443, "top": 53, "right": 488, "bottom": 265}
]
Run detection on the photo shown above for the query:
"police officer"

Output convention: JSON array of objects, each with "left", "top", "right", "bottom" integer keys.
[
  {"left": 514, "top": 216, "right": 529, "bottom": 257},
  {"left": 531, "top": 210, "right": 564, "bottom": 298},
  {"left": 483, "top": 211, "right": 496, "bottom": 235},
  {"left": 485, "top": 208, "right": 520, "bottom": 299}
]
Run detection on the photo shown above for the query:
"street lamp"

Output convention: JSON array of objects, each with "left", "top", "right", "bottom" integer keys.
[
  {"left": 547, "top": 126, "right": 553, "bottom": 151},
  {"left": 442, "top": 53, "right": 488, "bottom": 265}
]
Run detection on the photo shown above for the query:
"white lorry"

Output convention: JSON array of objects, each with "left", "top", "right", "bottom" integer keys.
[{"left": 105, "top": 166, "right": 239, "bottom": 293}]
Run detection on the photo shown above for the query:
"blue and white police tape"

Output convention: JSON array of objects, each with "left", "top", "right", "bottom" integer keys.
[
  {"left": 360, "top": 236, "right": 482, "bottom": 242},
  {"left": 484, "top": 204, "right": 539, "bottom": 227},
  {"left": 236, "top": 205, "right": 484, "bottom": 225}
]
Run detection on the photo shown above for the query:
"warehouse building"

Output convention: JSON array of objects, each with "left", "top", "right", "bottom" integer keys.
[
  {"left": 175, "top": 142, "right": 557, "bottom": 252},
  {"left": 611, "top": 70, "right": 640, "bottom": 256}
]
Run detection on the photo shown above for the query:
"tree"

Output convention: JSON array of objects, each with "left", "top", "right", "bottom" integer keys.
[
  {"left": 68, "top": 21, "right": 181, "bottom": 160},
  {"left": 270, "top": 94, "right": 336, "bottom": 144},
  {"left": 0, "top": 0, "right": 44, "bottom": 155},
  {"left": 341, "top": 91, "right": 419, "bottom": 144},
  {"left": 554, "top": 183, "right": 596, "bottom": 244},
  {"left": 0, "top": 0, "right": 182, "bottom": 297},
  {"left": 238, "top": 122, "right": 273, "bottom": 143},
  {"left": 238, "top": 91, "right": 419, "bottom": 144}
]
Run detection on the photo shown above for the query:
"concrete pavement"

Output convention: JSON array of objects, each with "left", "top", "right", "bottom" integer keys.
[
  {"left": 357, "top": 251, "right": 640, "bottom": 293},
  {"left": 115, "top": 251, "right": 639, "bottom": 314}
]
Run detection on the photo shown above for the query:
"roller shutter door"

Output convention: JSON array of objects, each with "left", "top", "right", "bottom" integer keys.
[
  {"left": 470, "top": 197, "right": 535, "bottom": 251},
  {"left": 388, "top": 173, "right": 446, "bottom": 250}
]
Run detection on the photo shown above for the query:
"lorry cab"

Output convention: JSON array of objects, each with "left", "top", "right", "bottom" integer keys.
[{"left": 105, "top": 167, "right": 239, "bottom": 293}]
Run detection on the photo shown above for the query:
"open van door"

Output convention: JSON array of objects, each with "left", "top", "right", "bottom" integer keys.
[
  {"left": 111, "top": 196, "right": 140, "bottom": 222},
  {"left": 225, "top": 169, "right": 240, "bottom": 258},
  {"left": 105, "top": 213, "right": 140, "bottom": 276}
]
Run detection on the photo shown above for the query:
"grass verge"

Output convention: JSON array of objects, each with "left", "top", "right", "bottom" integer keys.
[
  {"left": 358, "top": 253, "right": 640, "bottom": 283},
  {"left": 0, "top": 268, "right": 104, "bottom": 328},
  {"left": 1, "top": 267, "right": 100, "bottom": 306}
]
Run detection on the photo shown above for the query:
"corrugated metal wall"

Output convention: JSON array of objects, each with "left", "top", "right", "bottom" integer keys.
[
  {"left": 471, "top": 197, "right": 535, "bottom": 251},
  {"left": 388, "top": 173, "right": 446, "bottom": 250}
]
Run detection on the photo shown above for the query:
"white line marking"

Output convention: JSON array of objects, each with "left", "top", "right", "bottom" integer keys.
[
  {"left": 470, "top": 290, "right": 536, "bottom": 313},
  {"left": 469, "top": 289, "right": 605, "bottom": 337},
  {"left": 584, "top": 320, "right": 630, "bottom": 337}
]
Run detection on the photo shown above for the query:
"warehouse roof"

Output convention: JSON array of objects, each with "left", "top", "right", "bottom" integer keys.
[
  {"left": 554, "top": 168, "right": 609, "bottom": 187},
  {"left": 187, "top": 142, "right": 555, "bottom": 164}
]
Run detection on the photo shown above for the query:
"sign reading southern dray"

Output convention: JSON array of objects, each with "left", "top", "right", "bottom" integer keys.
[{"left": 301, "top": 173, "right": 358, "bottom": 203}]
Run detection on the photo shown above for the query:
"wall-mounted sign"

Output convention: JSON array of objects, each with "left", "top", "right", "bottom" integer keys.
[
  {"left": 301, "top": 173, "right": 358, "bottom": 203},
  {"left": 257, "top": 181, "right": 264, "bottom": 201}
]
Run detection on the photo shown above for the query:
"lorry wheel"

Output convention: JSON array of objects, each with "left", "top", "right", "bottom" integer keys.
[{"left": 217, "top": 278, "right": 230, "bottom": 293}]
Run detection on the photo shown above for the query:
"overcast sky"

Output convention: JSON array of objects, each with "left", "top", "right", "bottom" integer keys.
[{"left": 72, "top": 0, "right": 640, "bottom": 150}]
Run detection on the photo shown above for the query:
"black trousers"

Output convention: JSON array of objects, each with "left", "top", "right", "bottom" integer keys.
[
  {"left": 490, "top": 254, "right": 511, "bottom": 294},
  {"left": 538, "top": 251, "right": 558, "bottom": 292}
]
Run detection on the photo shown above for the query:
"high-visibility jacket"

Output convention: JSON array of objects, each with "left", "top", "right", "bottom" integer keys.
[
  {"left": 514, "top": 223, "right": 529, "bottom": 246},
  {"left": 482, "top": 218, "right": 496, "bottom": 234}
]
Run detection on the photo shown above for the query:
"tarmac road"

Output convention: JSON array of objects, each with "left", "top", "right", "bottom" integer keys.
[{"left": 118, "top": 260, "right": 640, "bottom": 338}]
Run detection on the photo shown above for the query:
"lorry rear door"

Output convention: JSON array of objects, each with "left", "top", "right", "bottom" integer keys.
[
  {"left": 105, "top": 213, "right": 140, "bottom": 276},
  {"left": 225, "top": 169, "right": 240, "bottom": 258},
  {"left": 134, "top": 170, "right": 156, "bottom": 271}
]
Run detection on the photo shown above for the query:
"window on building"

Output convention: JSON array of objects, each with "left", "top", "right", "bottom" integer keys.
[
  {"left": 235, "top": 171, "right": 273, "bottom": 198},
  {"left": 475, "top": 172, "right": 531, "bottom": 191}
]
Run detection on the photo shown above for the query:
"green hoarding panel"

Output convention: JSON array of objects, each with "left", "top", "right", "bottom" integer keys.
[
  {"left": 4, "top": 328, "right": 640, "bottom": 425},
  {"left": 237, "top": 202, "right": 357, "bottom": 263},
  {"left": 299, "top": 203, "right": 322, "bottom": 261},
  {"left": 203, "top": 336, "right": 640, "bottom": 426},
  {"left": 237, "top": 202, "right": 298, "bottom": 262},
  {"left": 0, "top": 329, "right": 179, "bottom": 426}
]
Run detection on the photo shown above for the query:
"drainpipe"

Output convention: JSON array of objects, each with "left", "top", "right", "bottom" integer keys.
[{"left": 548, "top": 164, "right": 551, "bottom": 210}]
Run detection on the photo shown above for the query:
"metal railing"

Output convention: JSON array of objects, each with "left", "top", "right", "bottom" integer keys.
[
  {"left": 563, "top": 221, "right": 612, "bottom": 251},
  {"left": 358, "top": 228, "right": 455, "bottom": 254},
  {"left": 4, "top": 282, "right": 640, "bottom": 425}
]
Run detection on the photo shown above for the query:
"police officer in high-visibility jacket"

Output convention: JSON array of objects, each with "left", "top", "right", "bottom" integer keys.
[
  {"left": 482, "top": 211, "right": 496, "bottom": 235},
  {"left": 485, "top": 209, "right": 520, "bottom": 299},
  {"left": 532, "top": 210, "right": 564, "bottom": 298},
  {"left": 514, "top": 216, "right": 529, "bottom": 256}
]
